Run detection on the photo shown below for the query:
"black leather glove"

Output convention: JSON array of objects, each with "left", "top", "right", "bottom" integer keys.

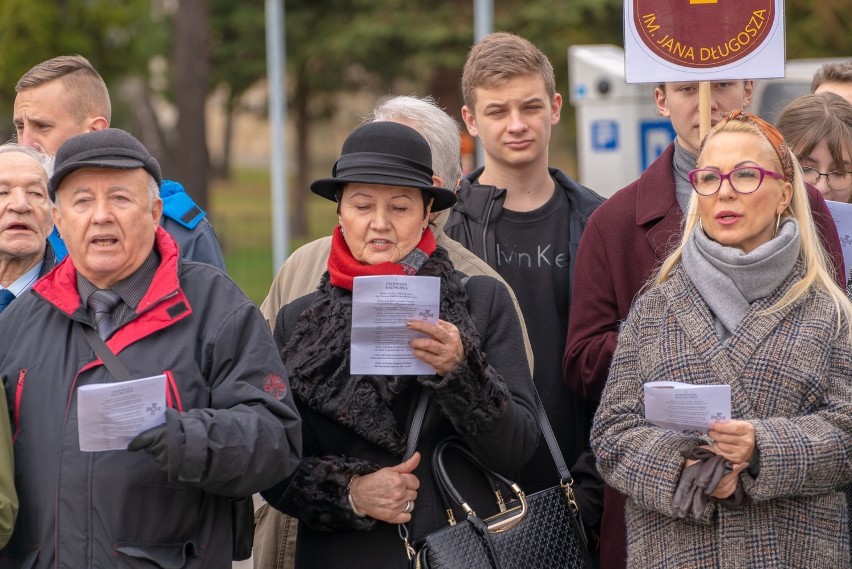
[{"left": 128, "top": 407, "right": 183, "bottom": 477}]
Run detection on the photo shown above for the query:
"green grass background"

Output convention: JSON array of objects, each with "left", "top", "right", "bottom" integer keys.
[{"left": 210, "top": 168, "right": 338, "bottom": 304}]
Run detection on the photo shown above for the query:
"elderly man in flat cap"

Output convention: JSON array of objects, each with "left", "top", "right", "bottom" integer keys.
[
  {"left": 0, "top": 144, "right": 56, "bottom": 315},
  {"left": 0, "top": 128, "right": 301, "bottom": 568}
]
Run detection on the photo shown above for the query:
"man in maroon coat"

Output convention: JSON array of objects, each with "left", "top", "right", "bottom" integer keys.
[{"left": 564, "top": 80, "right": 845, "bottom": 569}]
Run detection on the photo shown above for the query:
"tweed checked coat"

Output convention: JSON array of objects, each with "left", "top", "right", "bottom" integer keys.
[{"left": 591, "top": 262, "right": 852, "bottom": 569}]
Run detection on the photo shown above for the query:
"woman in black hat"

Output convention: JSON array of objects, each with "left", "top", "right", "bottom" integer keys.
[{"left": 261, "top": 121, "right": 539, "bottom": 568}]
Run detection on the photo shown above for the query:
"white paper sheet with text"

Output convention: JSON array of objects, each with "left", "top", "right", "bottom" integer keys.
[
  {"left": 351, "top": 275, "right": 440, "bottom": 375},
  {"left": 826, "top": 200, "right": 852, "bottom": 276},
  {"left": 644, "top": 381, "right": 731, "bottom": 432},
  {"left": 77, "top": 374, "right": 167, "bottom": 452}
]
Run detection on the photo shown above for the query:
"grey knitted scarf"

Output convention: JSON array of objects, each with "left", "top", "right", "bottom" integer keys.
[{"left": 682, "top": 218, "right": 801, "bottom": 342}]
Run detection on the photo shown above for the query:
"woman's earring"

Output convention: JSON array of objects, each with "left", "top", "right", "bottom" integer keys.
[{"left": 774, "top": 212, "right": 781, "bottom": 236}]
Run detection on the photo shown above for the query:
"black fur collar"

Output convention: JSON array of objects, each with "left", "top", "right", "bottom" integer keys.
[{"left": 282, "top": 247, "right": 478, "bottom": 454}]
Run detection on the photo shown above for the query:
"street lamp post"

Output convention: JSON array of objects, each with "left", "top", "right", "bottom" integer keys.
[
  {"left": 266, "top": 0, "right": 289, "bottom": 272},
  {"left": 473, "top": 0, "right": 493, "bottom": 168}
]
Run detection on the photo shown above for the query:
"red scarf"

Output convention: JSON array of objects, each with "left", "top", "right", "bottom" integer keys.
[{"left": 327, "top": 226, "right": 437, "bottom": 290}]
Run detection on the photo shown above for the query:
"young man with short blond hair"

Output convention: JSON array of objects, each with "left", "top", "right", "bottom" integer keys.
[
  {"left": 12, "top": 55, "right": 226, "bottom": 270},
  {"left": 445, "top": 32, "right": 604, "bottom": 553}
]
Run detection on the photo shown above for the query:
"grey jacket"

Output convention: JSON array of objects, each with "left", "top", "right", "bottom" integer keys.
[{"left": 0, "top": 228, "right": 301, "bottom": 569}]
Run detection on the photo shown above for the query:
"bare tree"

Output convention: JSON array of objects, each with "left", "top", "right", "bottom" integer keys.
[{"left": 173, "top": 0, "right": 211, "bottom": 211}]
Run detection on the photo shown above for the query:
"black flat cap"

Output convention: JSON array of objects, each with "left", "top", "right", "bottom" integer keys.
[
  {"left": 310, "top": 121, "right": 457, "bottom": 212},
  {"left": 49, "top": 128, "right": 162, "bottom": 200}
]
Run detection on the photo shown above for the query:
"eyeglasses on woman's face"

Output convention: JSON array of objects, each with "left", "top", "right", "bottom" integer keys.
[
  {"left": 688, "top": 166, "right": 785, "bottom": 196},
  {"left": 800, "top": 167, "right": 852, "bottom": 192}
]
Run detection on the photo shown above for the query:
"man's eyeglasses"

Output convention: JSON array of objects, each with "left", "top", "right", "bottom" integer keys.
[
  {"left": 688, "top": 166, "right": 784, "bottom": 196},
  {"left": 800, "top": 167, "right": 852, "bottom": 191}
]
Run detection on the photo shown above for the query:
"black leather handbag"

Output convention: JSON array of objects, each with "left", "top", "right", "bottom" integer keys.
[{"left": 401, "top": 388, "right": 593, "bottom": 569}]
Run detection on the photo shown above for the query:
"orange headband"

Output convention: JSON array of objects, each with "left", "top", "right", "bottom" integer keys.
[{"left": 715, "top": 110, "right": 796, "bottom": 182}]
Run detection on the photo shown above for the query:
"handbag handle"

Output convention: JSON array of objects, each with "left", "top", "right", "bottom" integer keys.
[
  {"left": 431, "top": 437, "right": 509, "bottom": 526},
  {"left": 432, "top": 438, "right": 529, "bottom": 534},
  {"left": 401, "top": 273, "right": 473, "bottom": 459},
  {"left": 530, "top": 388, "right": 572, "bottom": 483},
  {"left": 404, "top": 275, "right": 570, "bottom": 482},
  {"left": 398, "top": 387, "right": 431, "bottom": 559},
  {"left": 405, "top": 374, "right": 573, "bottom": 485}
]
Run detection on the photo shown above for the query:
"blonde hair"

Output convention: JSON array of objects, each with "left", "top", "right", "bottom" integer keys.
[
  {"left": 461, "top": 32, "right": 556, "bottom": 110},
  {"left": 654, "top": 118, "right": 852, "bottom": 339}
]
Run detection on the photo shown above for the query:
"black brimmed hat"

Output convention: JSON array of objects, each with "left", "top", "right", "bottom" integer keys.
[
  {"left": 49, "top": 128, "right": 162, "bottom": 200},
  {"left": 310, "top": 121, "right": 457, "bottom": 212}
]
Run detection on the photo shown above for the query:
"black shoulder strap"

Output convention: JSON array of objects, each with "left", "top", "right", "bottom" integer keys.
[
  {"left": 532, "top": 385, "right": 571, "bottom": 481},
  {"left": 81, "top": 323, "right": 132, "bottom": 381},
  {"left": 403, "top": 388, "right": 430, "bottom": 460},
  {"left": 402, "top": 275, "right": 473, "bottom": 460},
  {"left": 407, "top": 388, "right": 573, "bottom": 480}
]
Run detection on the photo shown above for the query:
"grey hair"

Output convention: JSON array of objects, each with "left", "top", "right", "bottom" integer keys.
[
  {"left": 53, "top": 171, "right": 161, "bottom": 211},
  {"left": 0, "top": 143, "right": 54, "bottom": 178},
  {"left": 364, "top": 95, "right": 463, "bottom": 189},
  {"left": 146, "top": 176, "right": 160, "bottom": 208}
]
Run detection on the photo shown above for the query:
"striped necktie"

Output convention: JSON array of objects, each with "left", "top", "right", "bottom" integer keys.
[{"left": 87, "top": 289, "right": 122, "bottom": 339}]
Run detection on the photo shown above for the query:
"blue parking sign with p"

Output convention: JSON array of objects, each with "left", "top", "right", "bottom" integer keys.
[
  {"left": 640, "top": 119, "right": 676, "bottom": 170},
  {"left": 591, "top": 120, "right": 619, "bottom": 151}
]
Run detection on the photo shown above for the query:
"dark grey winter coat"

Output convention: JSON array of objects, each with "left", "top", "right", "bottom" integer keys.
[{"left": 0, "top": 228, "right": 301, "bottom": 569}]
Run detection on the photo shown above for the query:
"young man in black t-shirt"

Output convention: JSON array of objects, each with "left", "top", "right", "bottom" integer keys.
[{"left": 444, "top": 31, "right": 605, "bottom": 553}]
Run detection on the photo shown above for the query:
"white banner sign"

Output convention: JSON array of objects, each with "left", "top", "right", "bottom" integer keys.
[{"left": 624, "top": 0, "right": 785, "bottom": 83}]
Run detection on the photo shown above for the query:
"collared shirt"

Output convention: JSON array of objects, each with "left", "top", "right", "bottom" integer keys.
[
  {"left": 77, "top": 249, "right": 161, "bottom": 332},
  {"left": 2, "top": 260, "right": 44, "bottom": 299}
]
